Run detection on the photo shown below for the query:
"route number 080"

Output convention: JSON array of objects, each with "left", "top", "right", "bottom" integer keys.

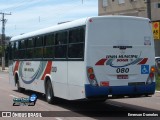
[{"left": 116, "top": 68, "right": 129, "bottom": 73}]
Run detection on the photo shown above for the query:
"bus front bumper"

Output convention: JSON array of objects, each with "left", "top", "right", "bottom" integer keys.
[{"left": 85, "top": 82, "right": 156, "bottom": 98}]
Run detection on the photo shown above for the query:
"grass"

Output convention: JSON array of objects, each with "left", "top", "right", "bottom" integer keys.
[{"left": 156, "top": 75, "right": 160, "bottom": 91}]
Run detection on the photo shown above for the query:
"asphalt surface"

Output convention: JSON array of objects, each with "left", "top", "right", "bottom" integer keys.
[{"left": 0, "top": 71, "right": 160, "bottom": 120}]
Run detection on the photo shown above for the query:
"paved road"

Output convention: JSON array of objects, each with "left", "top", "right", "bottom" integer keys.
[{"left": 0, "top": 71, "right": 160, "bottom": 120}]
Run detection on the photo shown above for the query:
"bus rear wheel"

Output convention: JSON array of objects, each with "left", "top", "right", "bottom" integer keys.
[
  {"left": 16, "top": 79, "right": 25, "bottom": 93},
  {"left": 45, "top": 80, "right": 55, "bottom": 104},
  {"left": 15, "top": 74, "right": 25, "bottom": 93}
]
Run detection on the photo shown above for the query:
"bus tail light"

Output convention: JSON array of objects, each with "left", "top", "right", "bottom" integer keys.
[
  {"left": 146, "top": 66, "right": 155, "bottom": 84},
  {"left": 149, "top": 73, "right": 154, "bottom": 78},
  {"left": 87, "top": 67, "right": 98, "bottom": 86},
  {"left": 89, "top": 74, "right": 95, "bottom": 80}
]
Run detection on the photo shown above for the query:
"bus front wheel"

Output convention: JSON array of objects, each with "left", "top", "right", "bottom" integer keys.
[{"left": 45, "top": 80, "right": 55, "bottom": 104}]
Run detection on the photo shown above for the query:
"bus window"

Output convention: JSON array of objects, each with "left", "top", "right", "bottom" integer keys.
[
  {"left": 19, "top": 49, "right": 26, "bottom": 59},
  {"left": 27, "top": 38, "right": 35, "bottom": 48},
  {"left": 34, "top": 47, "right": 43, "bottom": 58},
  {"left": 34, "top": 36, "right": 43, "bottom": 59},
  {"left": 68, "top": 43, "right": 84, "bottom": 58},
  {"left": 44, "top": 34, "right": 54, "bottom": 46},
  {"left": 55, "top": 31, "right": 67, "bottom": 45},
  {"left": 55, "top": 31, "right": 67, "bottom": 59},
  {"left": 69, "top": 27, "right": 85, "bottom": 43},
  {"left": 55, "top": 45, "right": 67, "bottom": 58},
  {"left": 68, "top": 27, "right": 85, "bottom": 59},
  {"left": 14, "top": 41, "right": 19, "bottom": 59},
  {"left": 44, "top": 46, "right": 54, "bottom": 58},
  {"left": 20, "top": 40, "right": 26, "bottom": 49},
  {"left": 35, "top": 36, "right": 43, "bottom": 47},
  {"left": 18, "top": 40, "right": 26, "bottom": 59},
  {"left": 26, "top": 38, "right": 34, "bottom": 59},
  {"left": 26, "top": 49, "right": 34, "bottom": 58}
]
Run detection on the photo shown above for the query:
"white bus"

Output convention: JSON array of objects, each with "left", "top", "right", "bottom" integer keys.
[{"left": 9, "top": 16, "right": 156, "bottom": 103}]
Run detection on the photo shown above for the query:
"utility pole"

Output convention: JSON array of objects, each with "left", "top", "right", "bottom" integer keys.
[
  {"left": 0, "top": 12, "right": 11, "bottom": 70},
  {"left": 146, "top": 0, "right": 151, "bottom": 20}
]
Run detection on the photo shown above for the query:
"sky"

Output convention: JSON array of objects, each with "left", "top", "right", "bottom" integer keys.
[{"left": 0, "top": 0, "right": 98, "bottom": 37}]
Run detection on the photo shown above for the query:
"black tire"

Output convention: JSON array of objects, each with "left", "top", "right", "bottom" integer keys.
[
  {"left": 16, "top": 79, "right": 25, "bottom": 93},
  {"left": 45, "top": 80, "right": 55, "bottom": 104}
]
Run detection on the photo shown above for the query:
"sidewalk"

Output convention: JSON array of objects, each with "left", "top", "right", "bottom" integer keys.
[{"left": 0, "top": 67, "right": 9, "bottom": 72}]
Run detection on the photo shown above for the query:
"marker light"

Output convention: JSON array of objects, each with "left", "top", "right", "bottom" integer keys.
[{"left": 150, "top": 66, "right": 156, "bottom": 73}]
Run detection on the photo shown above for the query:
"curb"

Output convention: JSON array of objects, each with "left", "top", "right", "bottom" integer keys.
[{"left": 156, "top": 91, "right": 160, "bottom": 93}]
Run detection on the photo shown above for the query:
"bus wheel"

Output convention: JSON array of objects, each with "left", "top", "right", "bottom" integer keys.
[
  {"left": 46, "top": 80, "right": 55, "bottom": 104},
  {"left": 16, "top": 79, "right": 25, "bottom": 93}
]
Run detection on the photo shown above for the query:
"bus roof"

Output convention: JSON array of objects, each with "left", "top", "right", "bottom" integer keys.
[
  {"left": 10, "top": 17, "right": 87, "bottom": 41},
  {"left": 10, "top": 16, "right": 149, "bottom": 41}
]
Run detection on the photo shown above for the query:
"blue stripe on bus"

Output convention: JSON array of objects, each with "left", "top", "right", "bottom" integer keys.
[{"left": 85, "top": 82, "right": 155, "bottom": 97}]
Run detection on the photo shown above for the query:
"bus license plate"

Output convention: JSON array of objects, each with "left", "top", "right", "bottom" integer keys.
[{"left": 117, "top": 75, "right": 128, "bottom": 79}]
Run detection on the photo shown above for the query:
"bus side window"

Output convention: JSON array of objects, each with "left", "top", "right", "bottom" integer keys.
[
  {"left": 19, "top": 40, "right": 26, "bottom": 59},
  {"left": 69, "top": 27, "right": 85, "bottom": 43},
  {"left": 27, "top": 38, "right": 35, "bottom": 48},
  {"left": 55, "top": 31, "right": 67, "bottom": 45},
  {"left": 68, "top": 27, "right": 85, "bottom": 59},
  {"left": 34, "top": 36, "right": 43, "bottom": 58},
  {"left": 35, "top": 36, "right": 43, "bottom": 47},
  {"left": 26, "top": 38, "right": 35, "bottom": 59},
  {"left": 14, "top": 41, "right": 19, "bottom": 59},
  {"left": 44, "top": 34, "right": 54, "bottom": 46},
  {"left": 44, "top": 34, "right": 54, "bottom": 59},
  {"left": 55, "top": 45, "right": 67, "bottom": 58},
  {"left": 55, "top": 31, "right": 67, "bottom": 58},
  {"left": 68, "top": 44, "right": 83, "bottom": 58},
  {"left": 44, "top": 46, "right": 54, "bottom": 58}
]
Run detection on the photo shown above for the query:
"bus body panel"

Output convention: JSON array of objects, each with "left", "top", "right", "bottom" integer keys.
[
  {"left": 68, "top": 61, "right": 86, "bottom": 100},
  {"left": 85, "top": 17, "right": 155, "bottom": 97},
  {"left": 20, "top": 61, "right": 43, "bottom": 91},
  {"left": 10, "top": 61, "right": 48, "bottom": 93},
  {"left": 51, "top": 61, "right": 69, "bottom": 99}
]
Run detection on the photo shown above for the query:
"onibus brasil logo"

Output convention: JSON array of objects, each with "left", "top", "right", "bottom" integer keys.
[{"left": 13, "top": 94, "right": 37, "bottom": 106}]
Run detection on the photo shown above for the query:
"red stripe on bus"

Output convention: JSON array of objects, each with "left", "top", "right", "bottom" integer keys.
[
  {"left": 41, "top": 61, "right": 52, "bottom": 80},
  {"left": 13, "top": 61, "right": 20, "bottom": 75},
  {"left": 138, "top": 58, "right": 148, "bottom": 65},
  {"left": 95, "top": 58, "right": 107, "bottom": 65}
]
